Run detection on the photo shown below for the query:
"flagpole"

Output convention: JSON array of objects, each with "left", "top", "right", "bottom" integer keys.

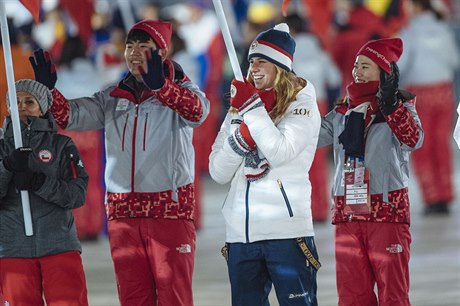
[
  {"left": 0, "top": 0, "right": 34, "bottom": 236},
  {"left": 212, "top": 0, "right": 244, "bottom": 82},
  {"left": 116, "top": 0, "right": 135, "bottom": 30}
]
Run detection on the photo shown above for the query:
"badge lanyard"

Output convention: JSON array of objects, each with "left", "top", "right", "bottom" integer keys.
[{"left": 343, "top": 156, "right": 370, "bottom": 214}]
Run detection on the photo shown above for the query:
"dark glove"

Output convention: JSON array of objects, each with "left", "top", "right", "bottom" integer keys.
[
  {"left": 140, "top": 48, "right": 165, "bottom": 90},
  {"left": 3, "top": 147, "right": 33, "bottom": 172},
  {"left": 230, "top": 79, "right": 261, "bottom": 114},
  {"left": 13, "top": 171, "right": 46, "bottom": 191},
  {"left": 29, "top": 49, "right": 57, "bottom": 90},
  {"left": 377, "top": 62, "right": 400, "bottom": 115}
]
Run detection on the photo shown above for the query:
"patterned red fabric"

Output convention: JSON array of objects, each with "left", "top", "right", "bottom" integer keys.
[
  {"left": 106, "top": 183, "right": 195, "bottom": 220},
  {"left": 156, "top": 79, "right": 203, "bottom": 122},
  {"left": 49, "top": 89, "right": 70, "bottom": 129},
  {"left": 384, "top": 99, "right": 420, "bottom": 148},
  {"left": 332, "top": 187, "right": 410, "bottom": 224}
]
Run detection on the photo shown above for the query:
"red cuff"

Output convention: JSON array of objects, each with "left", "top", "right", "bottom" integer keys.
[
  {"left": 49, "top": 89, "right": 70, "bottom": 128},
  {"left": 384, "top": 105, "right": 420, "bottom": 148},
  {"left": 157, "top": 79, "right": 203, "bottom": 122}
]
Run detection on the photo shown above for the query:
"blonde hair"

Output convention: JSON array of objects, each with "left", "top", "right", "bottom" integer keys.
[{"left": 238, "top": 66, "right": 306, "bottom": 121}]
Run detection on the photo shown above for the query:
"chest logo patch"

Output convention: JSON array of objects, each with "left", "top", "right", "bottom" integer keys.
[
  {"left": 38, "top": 150, "right": 53, "bottom": 163},
  {"left": 116, "top": 99, "right": 129, "bottom": 111}
]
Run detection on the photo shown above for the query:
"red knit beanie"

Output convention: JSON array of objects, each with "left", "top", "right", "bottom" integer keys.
[
  {"left": 356, "top": 38, "right": 403, "bottom": 74},
  {"left": 128, "top": 20, "right": 172, "bottom": 49}
]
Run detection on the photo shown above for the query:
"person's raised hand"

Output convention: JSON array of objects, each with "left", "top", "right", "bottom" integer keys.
[
  {"left": 29, "top": 49, "right": 57, "bottom": 90},
  {"left": 230, "top": 79, "right": 260, "bottom": 115},
  {"left": 377, "top": 62, "right": 400, "bottom": 115},
  {"left": 139, "top": 48, "right": 165, "bottom": 90}
]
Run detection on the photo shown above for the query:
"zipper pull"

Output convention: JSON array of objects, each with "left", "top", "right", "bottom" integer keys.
[{"left": 69, "top": 153, "right": 77, "bottom": 179}]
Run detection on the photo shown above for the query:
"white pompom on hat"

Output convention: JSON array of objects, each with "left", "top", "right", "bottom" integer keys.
[{"left": 248, "top": 23, "right": 296, "bottom": 72}]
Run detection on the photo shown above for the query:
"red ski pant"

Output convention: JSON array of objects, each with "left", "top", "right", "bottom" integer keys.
[
  {"left": 0, "top": 251, "right": 88, "bottom": 306},
  {"left": 335, "top": 222, "right": 411, "bottom": 306},
  {"left": 108, "top": 218, "right": 196, "bottom": 306},
  {"left": 408, "top": 82, "right": 455, "bottom": 205}
]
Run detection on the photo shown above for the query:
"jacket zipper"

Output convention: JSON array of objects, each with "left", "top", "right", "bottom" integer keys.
[
  {"left": 131, "top": 105, "right": 139, "bottom": 192},
  {"left": 69, "top": 153, "right": 77, "bottom": 178},
  {"left": 277, "top": 179, "right": 293, "bottom": 217},
  {"left": 143, "top": 112, "right": 148, "bottom": 151},
  {"left": 245, "top": 181, "right": 250, "bottom": 243},
  {"left": 122, "top": 114, "right": 129, "bottom": 152}
]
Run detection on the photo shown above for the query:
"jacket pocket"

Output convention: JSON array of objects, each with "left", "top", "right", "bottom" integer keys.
[{"left": 277, "top": 179, "right": 293, "bottom": 217}]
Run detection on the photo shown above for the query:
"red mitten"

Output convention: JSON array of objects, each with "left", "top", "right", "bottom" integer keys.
[
  {"left": 239, "top": 122, "right": 256, "bottom": 149},
  {"left": 230, "top": 79, "right": 262, "bottom": 114},
  {"left": 227, "top": 121, "right": 256, "bottom": 156},
  {"left": 258, "top": 88, "right": 276, "bottom": 112}
]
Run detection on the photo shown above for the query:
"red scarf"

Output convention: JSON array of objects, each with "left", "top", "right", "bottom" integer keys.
[
  {"left": 338, "top": 81, "right": 380, "bottom": 157},
  {"left": 346, "top": 81, "right": 380, "bottom": 127}
]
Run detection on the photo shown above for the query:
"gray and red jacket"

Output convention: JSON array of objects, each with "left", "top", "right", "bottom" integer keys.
[
  {"left": 318, "top": 90, "right": 423, "bottom": 224},
  {"left": 49, "top": 59, "right": 210, "bottom": 221}
]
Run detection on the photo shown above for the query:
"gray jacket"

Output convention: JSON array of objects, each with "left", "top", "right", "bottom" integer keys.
[
  {"left": 0, "top": 114, "right": 88, "bottom": 257},
  {"left": 318, "top": 93, "right": 423, "bottom": 224},
  {"left": 50, "top": 62, "right": 209, "bottom": 220}
]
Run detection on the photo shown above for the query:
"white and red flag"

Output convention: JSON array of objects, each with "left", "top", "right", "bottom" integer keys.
[{"left": 19, "top": 0, "right": 40, "bottom": 23}]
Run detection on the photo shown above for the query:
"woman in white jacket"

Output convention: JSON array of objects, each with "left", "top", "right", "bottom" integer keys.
[{"left": 209, "top": 23, "right": 321, "bottom": 306}]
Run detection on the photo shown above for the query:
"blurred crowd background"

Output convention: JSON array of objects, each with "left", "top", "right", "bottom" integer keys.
[{"left": 1, "top": 0, "right": 459, "bottom": 241}]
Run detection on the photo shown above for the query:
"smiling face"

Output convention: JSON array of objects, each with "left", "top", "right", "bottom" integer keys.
[
  {"left": 124, "top": 38, "right": 158, "bottom": 80},
  {"left": 248, "top": 57, "right": 277, "bottom": 90},
  {"left": 352, "top": 55, "right": 381, "bottom": 83},
  {"left": 14, "top": 92, "right": 43, "bottom": 122}
]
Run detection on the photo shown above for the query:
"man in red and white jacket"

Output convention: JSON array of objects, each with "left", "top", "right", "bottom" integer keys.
[{"left": 29, "top": 20, "right": 210, "bottom": 306}]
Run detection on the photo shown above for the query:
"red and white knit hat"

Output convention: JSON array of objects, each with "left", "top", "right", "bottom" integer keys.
[
  {"left": 356, "top": 38, "right": 403, "bottom": 74},
  {"left": 128, "top": 20, "right": 172, "bottom": 49},
  {"left": 248, "top": 23, "right": 296, "bottom": 72}
]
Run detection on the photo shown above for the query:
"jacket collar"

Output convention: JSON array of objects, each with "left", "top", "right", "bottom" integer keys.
[{"left": 3, "top": 112, "right": 57, "bottom": 137}]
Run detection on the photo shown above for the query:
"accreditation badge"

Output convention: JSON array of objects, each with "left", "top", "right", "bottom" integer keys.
[{"left": 343, "top": 157, "right": 370, "bottom": 214}]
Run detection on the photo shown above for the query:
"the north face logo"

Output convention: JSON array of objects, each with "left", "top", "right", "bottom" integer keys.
[{"left": 176, "top": 244, "right": 191, "bottom": 253}]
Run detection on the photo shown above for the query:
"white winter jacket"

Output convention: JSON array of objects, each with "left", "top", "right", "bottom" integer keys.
[{"left": 209, "top": 82, "right": 321, "bottom": 243}]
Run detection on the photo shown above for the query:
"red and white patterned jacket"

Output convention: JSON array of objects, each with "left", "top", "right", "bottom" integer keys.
[
  {"left": 49, "top": 60, "right": 210, "bottom": 221},
  {"left": 318, "top": 90, "right": 423, "bottom": 224}
]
